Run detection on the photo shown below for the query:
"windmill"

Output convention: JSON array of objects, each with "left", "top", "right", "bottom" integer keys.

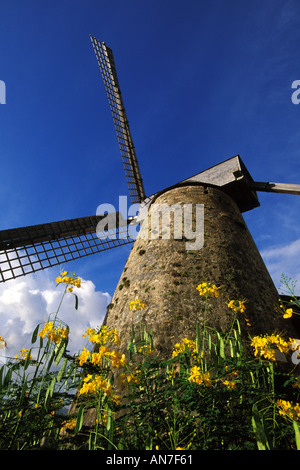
[{"left": 1, "top": 35, "right": 300, "bottom": 356}]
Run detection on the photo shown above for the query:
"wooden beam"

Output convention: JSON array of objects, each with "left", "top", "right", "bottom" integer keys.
[{"left": 251, "top": 181, "right": 300, "bottom": 196}]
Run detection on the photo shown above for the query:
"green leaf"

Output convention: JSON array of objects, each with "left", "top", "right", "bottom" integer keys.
[
  {"left": 293, "top": 421, "right": 300, "bottom": 450},
  {"left": 143, "top": 325, "right": 148, "bottom": 342},
  {"left": 75, "top": 404, "right": 85, "bottom": 434},
  {"left": 229, "top": 339, "right": 234, "bottom": 357},
  {"left": 236, "top": 319, "right": 241, "bottom": 336},
  {"left": 24, "top": 348, "right": 32, "bottom": 370},
  {"left": 71, "top": 363, "right": 79, "bottom": 384},
  {"left": 54, "top": 339, "right": 67, "bottom": 367},
  {"left": 252, "top": 404, "right": 271, "bottom": 450},
  {"left": 196, "top": 323, "right": 201, "bottom": 353},
  {"left": 106, "top": 410, "right": 112, "bottom": 431},
  {"left": 233, "top": 327, "right": 243, "bottom": 357},
  {"left": 3, "top": 367, "right": 12, "bottom": 387},
  {"left": 0, "top": 365, "right": 5, "bottom": 387},
  {"left": 208, "top": 333, "right": 212, "bottom": 355},
  {"left": 31, "top": 324, "right": 40, "bottom": 344},
  {"left": 131, "top": 325, "right": 137, "bottom": 353},
  {"left": 57, "top": 357, "right": 68, "bottom": 383},
  {"left": 44, "top": 377, "right": 56, "bottom": 411},
  {"left": 216, "top": 333, "right": 225, "bottom": 359},
  {"left": 19, "top": 380, "right": 29, "bottom": 407},
  {"left": 46, "top": 349, "right": 55, "bottom": 373}
]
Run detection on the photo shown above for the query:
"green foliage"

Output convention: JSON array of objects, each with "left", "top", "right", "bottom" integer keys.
[{"left": 1, "top": 273, "right": 300, "bottom": 450}]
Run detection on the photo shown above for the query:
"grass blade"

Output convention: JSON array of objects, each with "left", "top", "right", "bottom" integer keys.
[
  {"left": 252, "top": 404, "right": 271, "bottom": 450},
  {"left": 293, "top": 421, "right": 300, "bottom": 450}
]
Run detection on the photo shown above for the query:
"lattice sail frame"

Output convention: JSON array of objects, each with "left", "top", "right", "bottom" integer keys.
[
  {"left": 0, "top": 37, "right": 146, "bottom": 283},
  {"left": 90, "top": 35, "right": 146, "bottom": 204},
  {"left": 0, "top": 215, "right": 134, "bottom": 282}
]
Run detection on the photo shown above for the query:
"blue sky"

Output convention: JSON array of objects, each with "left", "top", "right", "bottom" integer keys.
[{"left": 1, "top": 0, "right": 300, "bottom": 356}]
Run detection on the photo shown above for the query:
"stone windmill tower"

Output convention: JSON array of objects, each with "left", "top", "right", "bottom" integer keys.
[
  {"left": 1, "top": 36, "right": 300, "bottom": 358},
  {"left": 102, "top": 158, "right": 300, "bottom": 357}
]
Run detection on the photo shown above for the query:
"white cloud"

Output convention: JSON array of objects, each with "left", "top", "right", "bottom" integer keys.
[
  {"left": 260, "top": 237, "right": 300, "bottom": 291},
  {"left": 0, "top": 271, "right": 110, "bottom": 362}
]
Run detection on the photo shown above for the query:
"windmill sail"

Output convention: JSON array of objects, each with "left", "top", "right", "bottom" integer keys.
[
  {"left": 0, "top": 36, "right": 146, "bottom": 284},
  {"left": 90, "top": 35, "right": 146, "bottom": 204},
  {"left": 0, "top": 214, "right": 133, "bottom": 282},
  {"left": 251, "top": 181, "right": 300, "bottom": 196}
]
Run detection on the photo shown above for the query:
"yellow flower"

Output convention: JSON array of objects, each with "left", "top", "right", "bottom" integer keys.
[
  {"left": 90, "top": 346, "right": 109, "bottom": 366},
  {"left": 79, "top": 375, "right": 105, "bottom": 396},
  {"left": 97, "top": 412, "right": 108, "bottom": 426},
  {"left": 118, "top": 373, "right": 127, "bottom": 386},
  {"left": 277, "top": 399, "right": 300, "bottom": 421},
  {"left": 82, "top": 328, "right": 96, "bottom": 338},
  {"left": 108, "top": 350, "right": 126, "bottom": 368},
  {"left": 61, "top": 418, "right": 76, "bottom": 430},
  {"left": 251, "top": 336, "right": 276, "bottom": 361},
  {"left": 119, "top": 369, "right": 141, "bottom": 386},
  {"left": 196, "top": 282, "right": 219, "bottom": 298},
  {"left": 56, "top": 271, "right": 81, "bottom": 289},
  {"left": 172, "top": 338, "right": 197, "bottom": 358},
  {"left": 189, "top": 366, "right": 212, "bottom": 387},
  {"left": 293, "top": 378, "right": 300, "bottom": 390},
  {"left": 39, "top": 321, "right": 53, "bottom": 336},
  {"left": 111, "top": 394, "right": 121, "bottom": 405},
  {"left": 20, "top": 348, "right": 31, "bottom": 359},
  {"left": 78, "top": 374, "right": 120, "bottom": 404},
  {"left": 15, "top": 348, "right": 32, "bottom": 361},
  {"left": 78, "top": 347, "right": 90, "bottom": 366},
  {"left": 283, "top": 308, "right": 293, "bottom": 319},
  {"left": 167, "top": 370, "right": 176, "bottom": 380},
  {"left": 0, "top": 335, "right": 7, "bottom": 349},
  {"left": 138, "top": 344, "right": 153, "bottom": 356},
  {"left": 222, "top": 380, "right": 236, "bottom": 390},
  {"left": 129, "top": 299, "right": 146, "bottom": 311},
  {"left": 83, "top": 325, "right": 120, "bottom": 346},
  {"left": 251, "top": 334, "right": 296, "bottom": 361},
  {"left": 39, "top": 322, "right": 68, "bottom": 344},
  {"left": 127, "top": 373, "right": 140, "bottom": 384},
  {"left": 228, "top": 299, "right": 246, "bottom": 314}
]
